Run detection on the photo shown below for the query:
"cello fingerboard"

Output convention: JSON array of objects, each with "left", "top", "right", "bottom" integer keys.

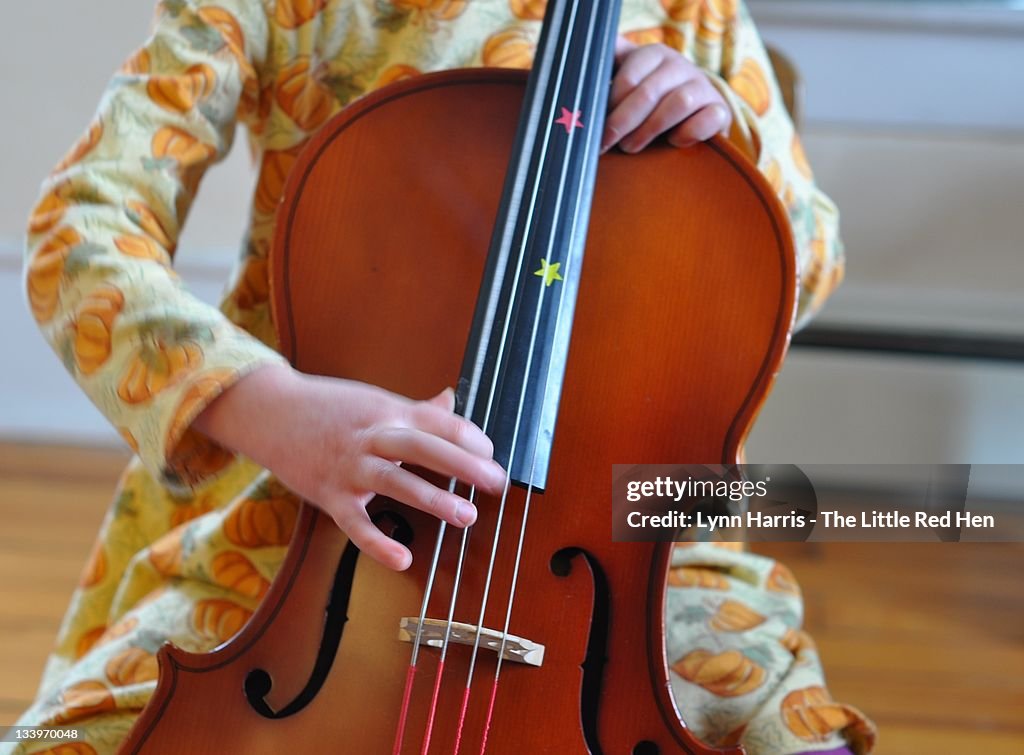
[{"left": 457, "top": 0, "right": 623, "bottom": 490}]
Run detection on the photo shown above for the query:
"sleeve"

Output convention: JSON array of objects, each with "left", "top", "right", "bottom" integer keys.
[
  {"left": 672, "top": 0, "right": 844, "bottom": 330},
  {"left": 23, "top": 0, "right": 288, "bottom": 494}
]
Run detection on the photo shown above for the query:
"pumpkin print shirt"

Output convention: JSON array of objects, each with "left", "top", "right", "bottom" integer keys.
[{"left": 16, "top": 2, "right": 871, "bottom": 754}]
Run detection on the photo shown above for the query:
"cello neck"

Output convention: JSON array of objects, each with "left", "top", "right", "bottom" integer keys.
[{"left": 457, "top": 0, "right": 623, "bottom": 490}]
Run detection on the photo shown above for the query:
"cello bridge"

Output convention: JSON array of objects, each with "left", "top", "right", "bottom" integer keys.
[{"left": 398, "top": 617, "right": 545, "bottom": 667}]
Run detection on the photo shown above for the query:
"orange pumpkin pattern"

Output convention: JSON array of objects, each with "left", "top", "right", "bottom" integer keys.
[
  {"left": 482, "top": 27, "right": 536, "bottom": 69},
  {"left": 26, "top": 226, "right": 81, "bottom": 323},
  {"left": 223, "top": 481, "right": 300, "bottom": 548},
  {"left": 668, "top": 565, "right": 730, "bottom": 590},
  {"left": 623, "top": 25, "right": 685, "bottom": 52},
  {"left": 212, "top": 551, "right": 271, "bottom": 599},
  {"left": 170, "top": 493, "right": 217, "bottom": 528},
  {"left": 509, "top": 0, "right": 546, "bottom": 20},
  {"left": 151, "top": 127, "right": 208, "bottom": 164},
  {"left": 17, "top": 1, "right": 853, "bottom": 751},
  {"left": 729, "top": 57, "right": 771, "bottom": 117},
  {"left": 47, "top": 680, "right": 116, "bottom": 725},
  {"left": 96, "top": 616, "right": 138, "bottom": 647},
  {"left": 709, "top": 599, "right": 766, "bottom": 632},
  {"left": 196, "top": 6, "right": 254, "bottom": 82},
  {"left": 165, "top": 370, "right": 236, "bottom": 445},
  {"left": 28, "top": 181, "right": 72, "bottom": 235},
  {"left": 192, "top": 598, "right": 253, "bottom": 643},
  {"left": 162, "top": 367, "right": 242, "bottom": 487},
  {"left": 254, "top": 144, "right": 304, "bottom": 215},
  {"left": 661, "top": 0, "right": 701, "bottom": 23},
  {"left": 696, "top": 0, "right": 738, "bottom": 49},
  {"left": 276, "top": 0, "right": 329, "bottom": 29},
  {"left": 166, "top": 428, "right": 239, "bottom": 491},
  {"left": 673, "top": 649, "right": 765, "bottom": 697},
  {"left": 392, "top": 0, "right": 468, "bottom": 24},
  {"left": 780, "top": 627, "right": 817, "bottom": 656},
  {"left": 151, "top": 126, "right": 217, "bottom": 196},
  {"left": 117, "top": 335, "right": 203, "bottom": 405},
  {"left": 118, "top": 426, "right": 140, "bottom": 453},
  {"left": 125, "top": 199, "right": 175, "bottom": 252},
  {"left": 375, "top": 63, "right": 422, "bottom": 88},
  {"left": 767, "top": 562, "right": 801, "bottom": 596},
  {"left": 105, "top": 647, "right": 159, "bottom": 686},
  {"left": 275, "top": 57, "right": 335, "bottom": 132},
  {"left": 780, "top": 686, "right": 859, "bottom": 742},
  {"left": 147, "top": 63, "right": 217, "bottom": 113},
  {"left": 74, "top": 626, "right": 108, "bottom": 660},
  {"left": 148, "top": 529, "right": 184, "bottom": 577},
  {"left": 114, "top": 233, "right": 170, "bottom": 264},
  {"left": 231, "top": 256, "right": 269, "bottom": 312},
  {"left": 121, "top": 48, "right": 151, "bottom": 75},
  {"left": 72, "top": 285, "right": 125, "bottom": 375},
  {"left": 237, "top": 76, "right": 270, "bottom": 126}
]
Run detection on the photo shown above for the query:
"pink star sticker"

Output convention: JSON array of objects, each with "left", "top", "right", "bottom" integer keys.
[{"left": 554, "top": 107, "right": 584, "bottom": 134}]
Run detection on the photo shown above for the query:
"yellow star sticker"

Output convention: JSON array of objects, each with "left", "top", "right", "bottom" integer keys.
[{"left": 534, "top": 258, "right": 563, "bottom": 287}]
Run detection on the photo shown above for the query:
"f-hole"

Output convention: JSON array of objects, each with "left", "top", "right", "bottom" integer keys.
[
  {"left": 551, "top": 547, "right": 610, "bottom": 755},
  {"left": 244, "top": 508, "right": 412, "bottom": 718}
]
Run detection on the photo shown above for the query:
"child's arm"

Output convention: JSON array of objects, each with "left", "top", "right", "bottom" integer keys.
[
  {"left": 24, "top": 0, "right": 503, "bottom": 571},
  {"left": 192, "top": 363, "right": 503, "bottom": 571},
  {"left": 25, "top": 0, "right": 283, "bottom": 494}
]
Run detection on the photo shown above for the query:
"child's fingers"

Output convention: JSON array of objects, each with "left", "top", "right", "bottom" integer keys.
[
  {"left": 333, "top": 503, "right": 413, "bottom": 571},
  {"left": 369, "top": 427, "right": 506, "bottom": 493},
  {"left": 667, "top": 103, "right": 731, "bottom": 148},
  {"left": 609, "top": 45, "right": 665, "bottom": 109},
  {"left": 356, "top": 456, "right": 477, "bottom": 528},
  {"left": 605, "top": 39, "right": 730, "bottom": 154},
  {"left": 406, "top": 398, "right": 495, "bottom": 460},
  {"left": 606, "top": 63, "right": 685, "bottom": 152},
  {"left": 618, "top": 78, "right": 707, "bottom": 153}
]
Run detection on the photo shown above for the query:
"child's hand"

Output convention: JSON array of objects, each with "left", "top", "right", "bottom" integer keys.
[
  {"left": 603, "top": 37, "right": 732, "bottom": 154},
  {"left": 193, "top": 364, "right": 505, "bottom": 571}
]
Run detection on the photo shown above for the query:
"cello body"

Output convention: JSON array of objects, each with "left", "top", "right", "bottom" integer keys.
[{"left": 121, "top": 69, "right": 795, "bottom": 754}]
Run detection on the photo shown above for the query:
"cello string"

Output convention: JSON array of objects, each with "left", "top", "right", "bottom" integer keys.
[
  {"left": 453, "top": 2, "right": 600, "bottom": 749},
  {"left": 418, "top": 506, "right": 469, "bottom": 754},
  {"left": 440, "top": 0, "right": 582, "bottom": 659},
  {"left": 479, "top": 2, "right": 612, "bottom": 752},
  {"left": 453, "top": 0, "right": 585, "bottom": 681},
  {"left": 404, "top": 1, "right": 579, "bottom": 750},
  {"left": 393, "top": 479, "right": 458, "bottom": 755},
  {"left": 410, "top": 480, "right": 458, "bottom": 667}
]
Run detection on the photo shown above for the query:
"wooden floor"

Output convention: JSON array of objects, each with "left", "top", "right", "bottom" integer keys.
[{"left": 1, "top": 442, "right": 1021, "bottom": 753}]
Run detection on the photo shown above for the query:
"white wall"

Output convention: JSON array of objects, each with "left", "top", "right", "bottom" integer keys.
[
  {"left": 743, "top": 1, "right": 1024, "bottom": 469},
  {"left": 1, "top": 0, "right": 256, "bottom": 260},
  {"left": 2, "top": 2, "right": 1022, "bottom": 471}
]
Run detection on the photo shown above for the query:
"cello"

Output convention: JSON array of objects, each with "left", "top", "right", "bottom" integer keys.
[{"left": 121, "top": 0, "right": 796, "bottom": 751}]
